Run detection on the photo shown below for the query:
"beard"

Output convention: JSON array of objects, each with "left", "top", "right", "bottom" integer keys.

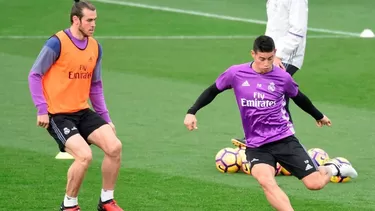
[{"left": 78, "top": 25, "right": 90, "bottom": 37}]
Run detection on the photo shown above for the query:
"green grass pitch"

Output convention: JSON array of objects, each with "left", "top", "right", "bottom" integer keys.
[{"left": 1, "top": 0, "right": 375, "bottom": 210}]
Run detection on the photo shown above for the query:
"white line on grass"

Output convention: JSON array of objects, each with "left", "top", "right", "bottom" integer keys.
[
  {"left": 91, "top": 0, "right": 361, "bottom": 37},
  {"left": 0, "top": 35, "right": 356, "bottom": 40}
]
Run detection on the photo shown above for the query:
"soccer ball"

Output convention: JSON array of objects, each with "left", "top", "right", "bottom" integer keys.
[
  {"left": 237, "top": 147, "right": 251, "bottom": 175},
  {"left": 215, "top": 147, "right": 241, "bottom": 173},
  {"left": 307, "top": 148, "right": 330, "bottom": 166},
  {"left": 328, "top": 157, "right": 353, "bottom": 183},
  {"left": 281, "top": 166, "right": 292, "bottom": 176}
]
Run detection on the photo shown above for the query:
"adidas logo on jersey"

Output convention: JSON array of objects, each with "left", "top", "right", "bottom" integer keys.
[{"left": 242, "top": 80, "right": 250, "bottom": 86}]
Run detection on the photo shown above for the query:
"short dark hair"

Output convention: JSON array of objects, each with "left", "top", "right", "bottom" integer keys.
[
  {"left": 70, "top": 0, "right": 96, "bottom": 24},
  {"left": 253, "top": 35, "right": 275, "bottom": 53}
]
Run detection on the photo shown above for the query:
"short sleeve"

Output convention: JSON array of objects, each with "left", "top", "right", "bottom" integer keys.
[
  {"left": 215, "top": 66, "right": 236, "bottom": 91},
  {"left": 284, "top": 74, "right": 299, "bottom": 97}
]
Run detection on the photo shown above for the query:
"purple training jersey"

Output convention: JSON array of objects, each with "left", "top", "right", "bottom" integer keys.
[{"left": 215, "top": 62, "right": 299, "bottom": 148}]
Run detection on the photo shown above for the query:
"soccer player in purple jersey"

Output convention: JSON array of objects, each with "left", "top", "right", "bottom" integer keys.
[
  {"left": 183, "top": 35, "right": 358, "bottom": 211},
  {"left": 231, "top": 0, "right": 309, "bottom": 148}
]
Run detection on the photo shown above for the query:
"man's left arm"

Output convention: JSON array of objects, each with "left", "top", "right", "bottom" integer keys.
[
  {"left": 291, "top": 91, "right": 324, "bottom": 121},
  {"left": 90, "top": 43, "right": 112, "bottom": 123},
  {"left": 285, "top": 75, "right": 323, "bottom": 120},
  {"left": 275, "top": 0, "right": 308, "bottom": 60}
]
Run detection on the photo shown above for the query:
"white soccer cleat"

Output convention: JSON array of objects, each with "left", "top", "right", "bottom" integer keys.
[
  {"left": 338, "top": 163, "right": 358, "bottom": 178},
  {"left": 326, "top": 162, "right": 358, "bottom": 178}
]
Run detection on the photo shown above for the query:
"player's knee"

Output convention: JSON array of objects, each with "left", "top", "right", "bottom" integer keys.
[
  {"left": 76, "top": 150, "right": 93, "bottom": 166},
  {"left": 302, "top": 173, "right": 325, "bottom": 190},
  {"left": 252, "top": 164, "right": 278, "bottom": 190},
  {"left": 304, "top": 181, "right": 324, "bottom": 190},
  {"left": 105, "top": 138, "right": 122, "bottom": 158},
  {"left": 65, "top": 134, "right": 93, "bottom": 166},
  {"left": 257, "top": 176, "right": 278, "bottom": 190}
]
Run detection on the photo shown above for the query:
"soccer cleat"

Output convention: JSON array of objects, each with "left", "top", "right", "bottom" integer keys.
[
  {"left": 60, "top": 202, "right": 81, "bottom": 211},
  {"left": 231, "top": 138, "right": 246, "bottom": 148},
  {"left": 98, "top": 199, "right": 124, "bottom": 211},
  {"left": 324, "top": 162, "right": 358, "bottom": 179}
]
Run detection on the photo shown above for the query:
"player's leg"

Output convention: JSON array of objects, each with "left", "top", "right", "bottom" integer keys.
[
  {"left": 64, "top": 135, "right": 93, "bottom": 202},
  {"left": 48, "top": 114, "right": 92, "bottom": 210},
  {"left": 274, "top": 135, "right": 357, "bottom": 191},
  {"left": 305, "top": 158, "right": 359, "bottom": 190},
  {"left": 79, "top": 109, "right": 123, "bottom": 210},
  {"left": 284, "top": 63, "right": 299, "bottom": 76},
  {"left": 247, "top": 147, "right": 294, "bottom": 211},
  {"left": 88, "top": 124, "right": 122, "bottom": 197},
  {"left": 301, "top": 166, "right": 333, "bottom": 190},
  {"left": 306, "top": 159, "right": 359, "bottom": 188},
  {"left": 273, "top": 135, "right": 329, "bottom": 190}
]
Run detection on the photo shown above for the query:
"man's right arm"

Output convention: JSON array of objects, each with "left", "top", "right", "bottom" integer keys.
[
  {"left": 187, "top": 66, "right": 235, "bottom": 115},
  {"left": 187, "top": 83, "right": 223, "bottom": 115},
  {"left": 28, "top": 36, "right": 60, "bottom": 115}
]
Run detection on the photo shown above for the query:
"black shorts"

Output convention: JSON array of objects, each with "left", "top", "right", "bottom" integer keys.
[
  {"left": 283, "top": 63, "right": 299, "bottom": 76},
  {"left": 245, "top": 135, "right": 318, "bottom": 180},
  {"left": 47, "top": 108, "right": 108, "bottom": 152}
]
